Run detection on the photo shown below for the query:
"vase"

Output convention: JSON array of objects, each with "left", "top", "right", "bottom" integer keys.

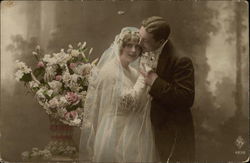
[
  {"left": 45, "top": 116, "right": 78, "bottom": 160},
  {"left": 21, "top": 116, "right": 78, "bottom": 161}
]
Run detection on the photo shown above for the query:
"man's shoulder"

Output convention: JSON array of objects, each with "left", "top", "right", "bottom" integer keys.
[
  {"left": 162, "top": 45, "right": 193, "bottom": 69},
  {"left": 163, "top": 41, "right": 193, "bottom": 63}
]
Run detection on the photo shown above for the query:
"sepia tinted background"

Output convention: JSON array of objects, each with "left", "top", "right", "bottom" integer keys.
[{"left": 1, "top": 0, "right": 249, "bottom": 162}]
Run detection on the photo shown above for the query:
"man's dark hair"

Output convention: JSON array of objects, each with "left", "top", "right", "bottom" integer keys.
[{"left": 142, "top": 16, "right": 171, "bottom": 41}]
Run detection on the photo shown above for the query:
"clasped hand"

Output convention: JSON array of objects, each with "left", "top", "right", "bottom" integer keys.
[{"left": 139, "top": 63, "right": 158, "bottom": 86}]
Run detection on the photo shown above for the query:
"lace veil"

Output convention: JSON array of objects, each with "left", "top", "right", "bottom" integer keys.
[{"left": 79, "top": 27, "right": 155, "bottom": 162}]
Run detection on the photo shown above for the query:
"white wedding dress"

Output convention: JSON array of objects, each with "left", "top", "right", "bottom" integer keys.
[{"left": 79, "top": 27, "right": 157, "bottom": 163}]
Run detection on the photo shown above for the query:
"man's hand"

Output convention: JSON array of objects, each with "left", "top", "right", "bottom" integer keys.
[{"left": 140, "top": 70, "right": 158, "bottom": 86}]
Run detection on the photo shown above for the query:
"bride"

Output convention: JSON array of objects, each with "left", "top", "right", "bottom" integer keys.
[{"left": 79, "top": 27, "right": 157, "bottom": 162}]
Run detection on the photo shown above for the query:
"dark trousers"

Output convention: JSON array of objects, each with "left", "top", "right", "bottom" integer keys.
[{"left": 154, "top": 126, "right": 195, "bottom": 163}]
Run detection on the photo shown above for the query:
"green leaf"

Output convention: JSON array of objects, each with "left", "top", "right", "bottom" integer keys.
[
  {"left": 68, "top": 67, "right": 74, "bottom": 75},
  {"left": 20, "top": 73, "right": 32, "bottom": 82},
  {"left": 56, "top": 65, "right": 63, "bottom": 75},
  {"left": 34, "top": 67, "right": 45, "bottom": 78},
  {"left": 44, "top": 94, "right": 51, "bottom": 100},
  {"left": 84, "top": 58, "right": 89, "bottom": 62},
  {"left": 79, "top": 86, "right": 88, "bottom": 92},
  {"left": 66, "top": 101, "right": 81, "bottom": 112}
]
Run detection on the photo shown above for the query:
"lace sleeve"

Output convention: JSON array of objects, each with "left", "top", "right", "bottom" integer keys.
[{"left": 119, "top": 74, "right": 146, "bottom": 112}]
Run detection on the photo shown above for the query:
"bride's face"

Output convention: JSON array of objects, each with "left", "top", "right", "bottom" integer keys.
[{"left": 120, "top": 40, "right": 141, "bottom": 63}]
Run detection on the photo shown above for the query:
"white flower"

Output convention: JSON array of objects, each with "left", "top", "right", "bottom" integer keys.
[
  {"left": 15, "top": 42, "right": 99, "bottom": 127},
  {"left": 36, "top": 87, "right": 46, "bottom": 96},
  {"left": 44, "top": 66, "right": 56, "bottom": 82},
  {"left": 36, "top": 87, "right": 48, "bottom": 105},
  {"left": 21, "top": 151, "right": 30, "bottom": 160},
  {"left": 42, "top": 149, "right": 52, "bottom": 159},
  {"left": 58, "top": 96, "right": 69, "bottom": 108},
  {"left": 79, "top": 91, "right": 87, "bottom": 98},
  {"left": 70, "top": 49, "right": 79, "bottom": 57},
  {"left": 81, "top": 52, "right": 86, "bottom": 59},
  {"left": 43, "top": 52, "right": 71, "bottom": 66},
  {"left": 89, "top": 48, "right": 93, "bottom": 55},
  {"left": 73, "top": 63, "right": 92, "bottom": 76},
  {"left": 57, "top": 108, "right": 67, "bottom": 117},
  {"left": 42, "top": 152, "right": 52, "bottom": 160},
  {"left": 16, "top": 60, "right": 26, "bottom": 69},
  {"left": 48, "top": 97, "right": 59, "bottom": 108},
  {"left": 32, "top": 51, "right": 38, "bottom": 56},
  {"left": 68, "top": 44, "right": 73, "bottom": 49},
  {"left": 76, "top": 107, "right": 84, "bottom": 118},
  {"left": 67, "top": 48, "right": 72, "bottom": 53},
  {"left": 52, "top": 52, "right": 72, "bottom": 66},
  {"left": 85, "top": 63, "right": 92, "bottom": 68},
  {"left": 44, "top": 103, "right": 52, "bottom": 114},
  {"left": 72, "top": 63, "right": 84, "bottom": 75},
  {"left": 43, "top": 54, "right": 52, "bottom": 63},
  {"left": 15, "top": 70, "right": 24, "bottom": 81},
  {"left": 16, "top": 60, "right": 32, "bottom": 73},
  {"left": 30, "top": 152, "right": 39, "bottom": 157},
  {"left": 64, "top": 74, "right": 81, "bottom": 92},
  {"left": 32, "top": 147, "right": 39, "bottom": 152},
  {"left": 48, "top": 80, "right": 62, "bottom": 94},
  {"left": 29, "top": 81, "right": 39, "bottom": 88},
  {"left": 47, "top": 54, "right": 57, "bottom": 65},
  {"left": 82, "top": 63, "right": 92, "bottom": 76},
  {"left": 69, "top": 82, "right": 81, "bottom": 92},
  {"left": 71, "top": 118, "right": 81, "bottom": 126},
  {"left": 62, "top": 72, "right": 71, "bottom": 83},
  {"left": 71, "top": 74, "right": 79, "bottom": 83},
  {"left": 81, "top": 41, "right": 86, "bottom": 49},
  {"left": 47, "top": 90, "right": 53, "bottom": 97},
  {"left": 24, "top": 67, "right": 32, "bottom": 74},
  {"left": 36, "top": 45, "right": 41, "bottom": 51}
]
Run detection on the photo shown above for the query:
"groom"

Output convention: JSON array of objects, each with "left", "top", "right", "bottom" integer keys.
[{"left": 139, "top": 16, "right": 195, "bottom": 163}]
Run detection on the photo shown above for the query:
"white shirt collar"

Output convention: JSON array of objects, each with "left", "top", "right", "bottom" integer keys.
[{"left": 153, "top": 39, "right": 168, "bottom": 56}]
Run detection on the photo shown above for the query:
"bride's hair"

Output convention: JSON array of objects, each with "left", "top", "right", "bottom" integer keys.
[
  {"left": 121, "top": 32, "right": 140, "bottom": 47},
  {"left": 118, "top": 30, "right": 142, "bottom": 55}
]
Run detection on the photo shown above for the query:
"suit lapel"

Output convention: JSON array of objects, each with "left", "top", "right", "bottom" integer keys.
[{"left": 156, "top": 41, "right": 172, "bottom": 75}]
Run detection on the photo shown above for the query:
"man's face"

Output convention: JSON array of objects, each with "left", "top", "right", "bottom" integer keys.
[{"left": 139, "top": 26, "right": 162, "bottom": 52}]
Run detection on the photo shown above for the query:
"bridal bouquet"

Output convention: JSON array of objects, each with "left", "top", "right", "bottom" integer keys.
[{"left": 15, "top": 42, "right": 98, "bottom": 127}]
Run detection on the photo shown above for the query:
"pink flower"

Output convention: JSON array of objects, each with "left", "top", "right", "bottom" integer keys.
[
  {"left": 69, "top": 63, "right": 76, "bottom": 69},
  {"left": 55, "top": 75, "right": 62, "bottom": 81},
  {"left": 64, "top": 111, "right": 78, "bottom": 120},
  {"left": 37, "top": 61, "right": 44, "bottom": 68},
  {"left": 65, "top": 92, "right": 79, "bottom": 104}
]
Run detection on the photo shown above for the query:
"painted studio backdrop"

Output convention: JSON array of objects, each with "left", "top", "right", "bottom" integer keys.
[{"left": 1, "top": 0, "right": 249, "bottom": 162}]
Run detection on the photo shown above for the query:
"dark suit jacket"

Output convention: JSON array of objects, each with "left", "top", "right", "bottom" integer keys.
[{"left": 149, "top": 40, "right": 195, "bottom": 162}]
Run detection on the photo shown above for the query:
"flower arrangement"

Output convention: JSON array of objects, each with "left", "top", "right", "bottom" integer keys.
[
  {"left": 15, "top": 42, "right": 98, "bottom": 127},
  {"left": 21, "top": 148, "right": 52, "bottom": 161},
  {"left": 21, "top": 143, "right": 76, "bottom": 160}
]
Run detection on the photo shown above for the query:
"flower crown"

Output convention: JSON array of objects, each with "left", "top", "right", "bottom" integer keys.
[{"left": 116, "top": 28, "right": 140, "bottom": 49}]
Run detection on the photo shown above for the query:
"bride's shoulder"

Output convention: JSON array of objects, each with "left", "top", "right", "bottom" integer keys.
[{"left": 99, "top": 61, "right": 118, "bottom": 81}]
